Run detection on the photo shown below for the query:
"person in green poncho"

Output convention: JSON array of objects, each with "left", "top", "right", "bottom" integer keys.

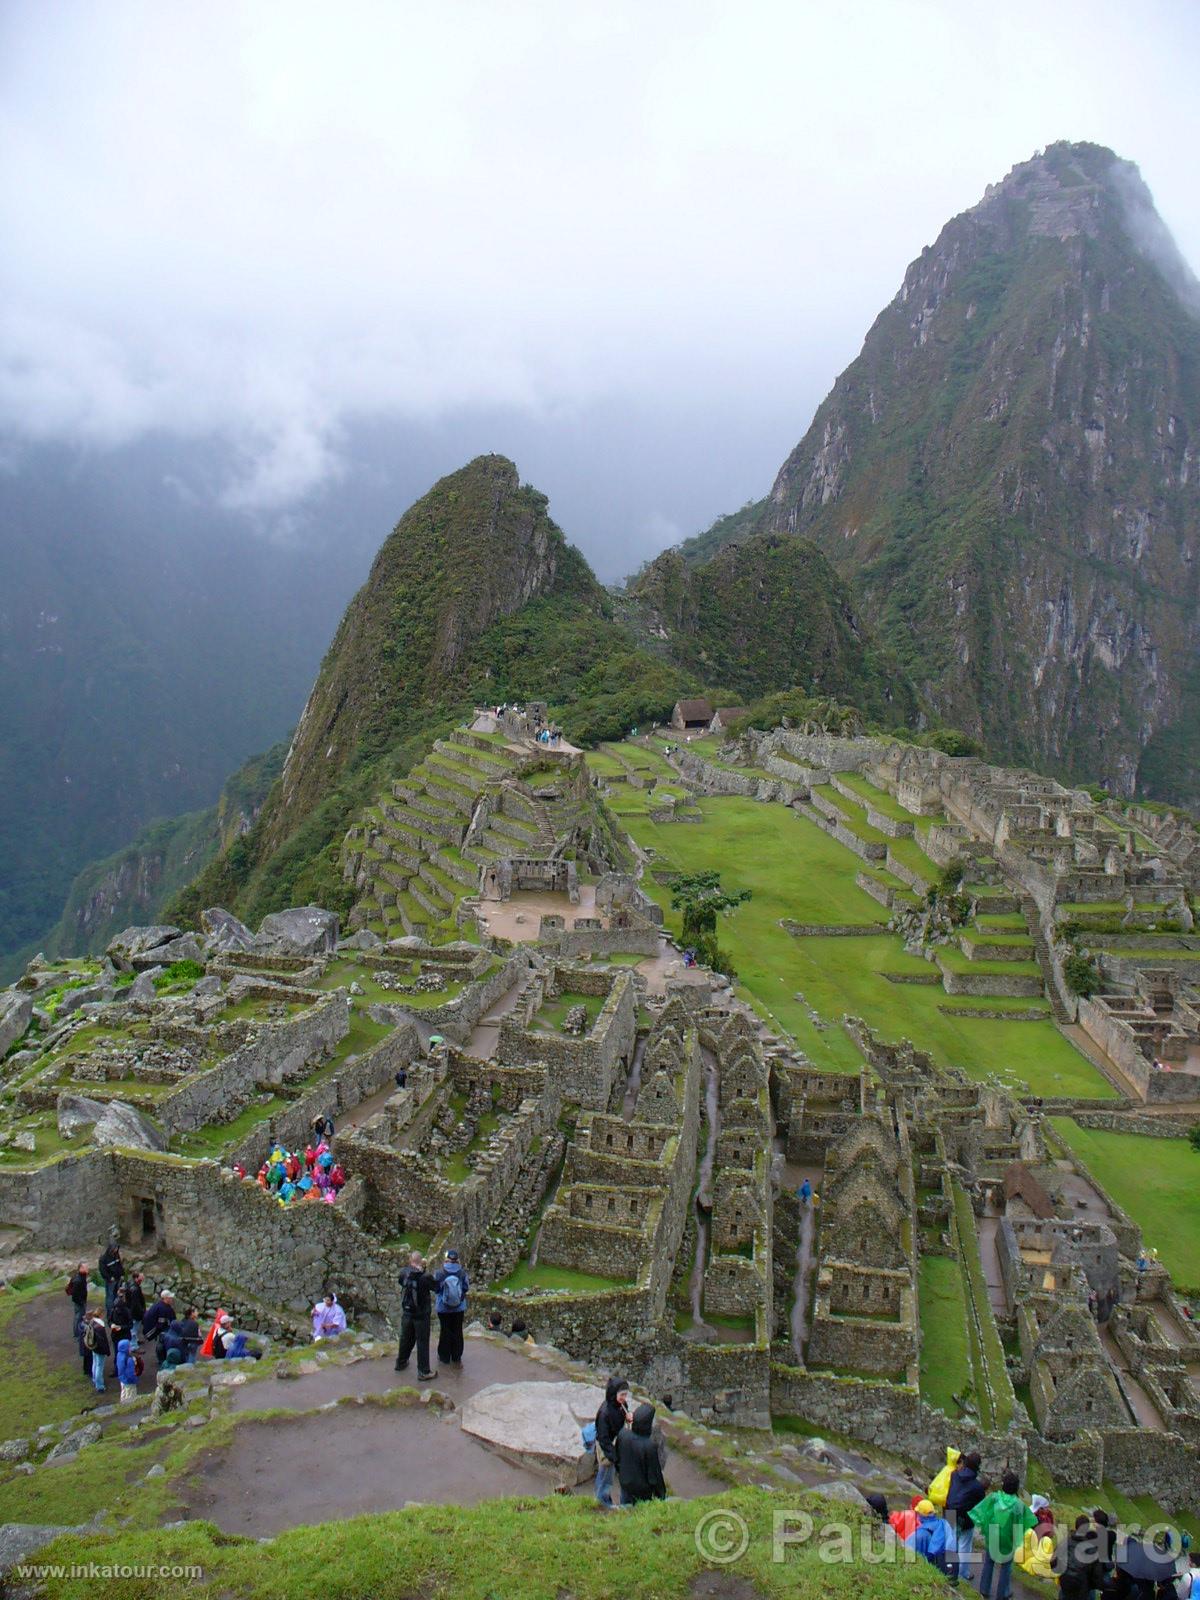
[{"left": 969, "top": 1470, "right": 1037, "bottom": 1600}]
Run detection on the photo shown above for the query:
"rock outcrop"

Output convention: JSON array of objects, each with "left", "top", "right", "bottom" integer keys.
[
  {"left": 57, "top": 1093, "right": 167, "bottom": 1152},
  {"left": 0, "top": 992, "right": 32, "bottom": 1056},
  {"left": 460, "top": 1380, "right": 604, "bottom": 1484},
  {"left": 253, "top": 906, "right": 339, "bottom": 958}
]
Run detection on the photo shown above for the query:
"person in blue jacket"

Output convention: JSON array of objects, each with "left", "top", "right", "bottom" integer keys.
[
  {"left": 434, "top": 1249, "right": 469, "bottom": 1368},
  {"left": 115, "top": 1332, "right": 138, "bottom": 1403},
  {"left": 906, "top": 1499, "right": 950, "bottom": 1572}
]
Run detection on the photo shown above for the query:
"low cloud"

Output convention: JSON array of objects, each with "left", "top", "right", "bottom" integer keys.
[{"left": 2, "top": 0, "right": 1197, "bottom": 528}]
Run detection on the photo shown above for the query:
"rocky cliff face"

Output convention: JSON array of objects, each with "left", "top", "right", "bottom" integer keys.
[
  {"left": 762, "top": 141, "right": 1200, "bottom": 801},
  {"left": 627, "top": 533, "right": 915, "bottom": 721}
]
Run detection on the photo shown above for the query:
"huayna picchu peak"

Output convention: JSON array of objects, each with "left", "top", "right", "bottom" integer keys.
[{"left": 681, "top": 141, "right": 1200, "bottom": 805}]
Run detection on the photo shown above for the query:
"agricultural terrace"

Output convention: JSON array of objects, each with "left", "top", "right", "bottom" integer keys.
[
  {"left": 1049, "top": 1119, "right": 1200, "bottom": 1290},
  {"left": 600, "top": 755, "right": 1113, "bottom": 1099}
]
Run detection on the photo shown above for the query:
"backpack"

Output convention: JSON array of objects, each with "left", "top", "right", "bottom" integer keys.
[
  {"left": 401, "top": 1271, "right": 420, "bottom": 1316},
  {"left": 65, "top": 1279, "right": 74, "bottom": 1296},
  {"left": 83, "top": 1321, "right": 97, "bottom": 1350},
  {"left": 132, "top": 1351, "right": 145, "bottom": 1378},
  {"left": 441, "top": 1271, "right": 464, "bottom": 1311}
]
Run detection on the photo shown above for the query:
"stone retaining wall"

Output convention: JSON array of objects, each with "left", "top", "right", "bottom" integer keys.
[
  {"left": 1071, "top": 1109, "right": 1195, "bottom": 1137},
  {"left": 225, "top": 1018, "right": 421, "bottom": 1172},
  {"left": 156, "top": 994, "right": 351, "bottom": 1134},
  {"left": 113, "top": 1152, "right": 404, "bottom": 1321},
  {"left": 537, "top": 924, "right": 660, "bottom": 960},
  {"left": 769, "top": 1363, "right": 1026, "bottom": 1479}
]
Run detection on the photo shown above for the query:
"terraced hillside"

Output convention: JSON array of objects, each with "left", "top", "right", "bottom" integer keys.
[
  {"left": 593, "top": 738, "right": 1112, "bottom": 1099},
  {"left": 340, "top": 726, "right": 594, "bottom": 943}
]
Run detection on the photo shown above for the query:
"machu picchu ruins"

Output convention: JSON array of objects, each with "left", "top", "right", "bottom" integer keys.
[{"left": 3, "top": 708, "right": 1197, "bottom": 1541}]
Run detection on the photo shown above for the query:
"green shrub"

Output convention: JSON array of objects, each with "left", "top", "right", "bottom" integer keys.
[{"left": 1063, "top": 951, "right": 1100, "bottom": 998}]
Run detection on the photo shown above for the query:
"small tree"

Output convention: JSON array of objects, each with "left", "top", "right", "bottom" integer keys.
[
  {"left": 670, "top": 870, "right": 751, "bottom": 969},
  {"left": 1188, "top": 1123, "right": 1200, "bottom": 1154},
  {"left": 1063, "top": 950, "right": 1100, "bottom": 998}
]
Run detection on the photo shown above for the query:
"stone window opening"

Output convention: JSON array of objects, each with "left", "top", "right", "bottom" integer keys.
[{"left": 137, "top": 1196, "right": 157, "bottom": 1240}]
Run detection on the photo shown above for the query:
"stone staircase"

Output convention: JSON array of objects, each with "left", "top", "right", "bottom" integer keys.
[{"left": 1022, "top": 895, "right": 1074, "bottom": 1022}]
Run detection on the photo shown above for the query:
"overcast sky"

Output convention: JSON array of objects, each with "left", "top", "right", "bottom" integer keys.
[{"left": 2, "top": 0, "right": 1198, "bottom": 577}]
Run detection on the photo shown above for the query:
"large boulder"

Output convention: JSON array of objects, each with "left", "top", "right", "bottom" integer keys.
[
  {"left": 339, "top": 928, "right": 383, "bottom": 952},
  {"left": 0, "top": 1524, "right": 85, "bottom": 1576},
  {"left": 0, "top": 991, "right": 33, "bottom": 1055},
  {"left": 201, "top": 908, "right": 254, "bottom": 954},
  {"left": 94, "top": 1101, "right": 168, "bottom": 1152},
  {"left": 57, "top": 983, "right": 112, "bottom": 1019},
  {"left": 57, "top": 1093, "right": 107, "bottom": 1139},
  {"left": 141, "top": 934, "right": 204, "bottom": 967},
  {"left": 460, "top": 1380, "right": 603, "bottom": 1485},
  {"left": 254, "top": 906, "right": 339, "bottom": 958},
  {"left": 128, "top": 968, "right": 161, "bottom": 1004},
  {"left": 106, "top": 926, "right": 181, "bottom": 970},
  {"left": 59, "top": 1097, "right": 167, "bottom": 1152},
  {"left": 45, "top": 1423, "right": 101, "bottom": 1464}
]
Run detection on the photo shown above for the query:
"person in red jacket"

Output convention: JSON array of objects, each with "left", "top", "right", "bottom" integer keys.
[{"left": 890, "top": 1495, "right": 924, "bottom": 1542}]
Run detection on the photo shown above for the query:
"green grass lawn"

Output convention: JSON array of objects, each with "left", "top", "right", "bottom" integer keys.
[
  {"left": 837, "top": 773, "right": 935, "bottom": 826},
  {"left": 493, "top": 1260, "right": 629, "bottom": 1293},
  {"left": 918, "top": 1255, "right": 971, "bottom": 1416},
  {"left": 622, "top": 791, "right": 1113, "bottom": 1096},
  {"left": 0, "top": 1278, "right": 114, "bottom": 1441},
  {"left": 1049, "top": 1119, "right": 1200, "bottom": 1288},
  {"left": 533, "top": 991, "right": 607, "bottom": 1033},
  {"left": 884, "top": 834, "right": 939, "bottom": 885}
]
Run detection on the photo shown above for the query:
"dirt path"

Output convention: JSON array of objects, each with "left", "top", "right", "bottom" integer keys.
[
  {"left": 976, "top": 1207, "right": 1009, "bottom": 1319},
  {"left": 1100, "top": 1323, "right": 1165, "bottom": 1430},
  {"left": 464, "top": 979, "right": 524, "bottom": 1059},
  {"left": 179, "top": 1335, "right": 725, "bottom": 1534},
  {"left": 790, "top": 1205, "right": 815, "bottom": 1359}
]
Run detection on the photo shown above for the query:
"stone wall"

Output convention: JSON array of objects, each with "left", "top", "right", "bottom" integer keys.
[
  {"left": 1072, "top": 1109, "right": 1196, "bottom": 1137},
  {"left": 370, "top": 951, "right": 528, "bottom": 1044},
  {"left": 347, "top": 1081, "right": 560, "bottom": 1263},
  {"left": 156, "top": 993, "right": 350, "bottom": 1133},
  {"left": 0, "top": 1148, "right": 120, "bottom": 1248},
  {"left": 225, "top": 1017, "right": 421, "bottom": 1172},
  {"left": 110, "top": 1152, "right": 404, "bottom": 1322},
  {"left": 537, "top": 924, "right": 660, "bottom": 960},
  {"left": 497, "top": 968, "right": 636, "bottom": 1110},
  {"left": 770, "top": 1363, "right": 1026, "bottom": 1478},
  {"left": 1098, "top": 1427, "right": 1199, "bottom": 1516}
]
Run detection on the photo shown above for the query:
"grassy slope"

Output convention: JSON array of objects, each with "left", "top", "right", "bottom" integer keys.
[
  {"left": 1049, "top": 1119, "right": 1200, "bottom": 1288},
  {"left": 28, "top": 1489, "right": 949, "bottom": 1600},
  {"left": 613, "top": 771, "right": 1110, "bottom": 1095}
]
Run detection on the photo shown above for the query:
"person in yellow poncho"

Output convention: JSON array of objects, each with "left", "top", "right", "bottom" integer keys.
[
  {"left": 1014, "top": 1524, "right": 1057, "bottom": 1578},
  {"left": 927, "top": 1445, "right": 962, "bottom": 1509},
  {"left": 1015, "top": 1495, "right": 1057, "bottom": 1579}
]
